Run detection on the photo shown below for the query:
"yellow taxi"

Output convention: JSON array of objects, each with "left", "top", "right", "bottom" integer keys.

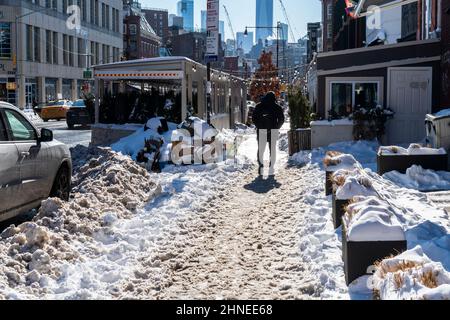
[{"left": 40, "top": 100, "right": 72, "bottom": 122}]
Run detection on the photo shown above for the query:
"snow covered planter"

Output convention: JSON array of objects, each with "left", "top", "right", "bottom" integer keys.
[
  {"left": 323, "top": 151, "right": 360, "bottom": 196},
  {"left": 331, "top": 172, "right": 378, "bottom": 229},
  {"left": 342, "top": 197, "right": 407, "bottom": 285},
  {"left": 373, "top": 246, "right": 450, "bottom": 300},
  {"left": 377, "top": 144, "right": 448, "bottom": 175}
]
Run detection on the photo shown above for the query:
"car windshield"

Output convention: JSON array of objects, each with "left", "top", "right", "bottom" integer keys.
[
  {"left": 72, "top": 100, "right": 86, "bottom": 107},
  {"left": 46, "top": 101, "right": 66, "bottom": 107}
]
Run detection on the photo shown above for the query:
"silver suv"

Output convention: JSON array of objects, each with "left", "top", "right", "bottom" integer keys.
[{"left": 0, "top": 102, "right": 72, "bottom": 222}]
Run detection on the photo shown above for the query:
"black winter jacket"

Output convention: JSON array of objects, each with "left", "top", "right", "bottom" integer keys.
[{"left": 252, "top": 98, "right": 285, "bottom": 130}]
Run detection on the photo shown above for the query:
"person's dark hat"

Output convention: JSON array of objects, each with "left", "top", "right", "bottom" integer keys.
[{"left": 264, "top": 91, "right": 276, "bottom": 102}]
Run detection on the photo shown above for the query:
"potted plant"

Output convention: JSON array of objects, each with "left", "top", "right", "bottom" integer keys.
[
  {"left": 288, "top": 88, "right": 311, "bottom": 156},
  {"left": 342, "top": 196, "right": 407, "bottom": 285},
  {"left": 377, "top": 144, "right": 448, "bottom": 175}
]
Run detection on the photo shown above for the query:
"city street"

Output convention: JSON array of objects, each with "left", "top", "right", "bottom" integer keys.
[{"left": 34, "top": 121, "right": 92, "bottom": 148}]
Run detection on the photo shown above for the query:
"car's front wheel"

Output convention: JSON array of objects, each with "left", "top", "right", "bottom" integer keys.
[{"left": 50, "top": 165, "right": 71, "bottom": 201}]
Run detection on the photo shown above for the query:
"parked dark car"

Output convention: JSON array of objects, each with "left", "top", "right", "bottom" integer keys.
[{"left": 66, "top": 99, "right": 93, "bottom": 129}]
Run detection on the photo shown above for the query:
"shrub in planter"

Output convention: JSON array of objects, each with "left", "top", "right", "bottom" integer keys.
[
  {"left": 378, "top": 144, "right": 449, "bottom": 175},
  {"left": 352, "top": 106, "right": 394, "bottom": 141},
  {"left": 323, "top": 152, "right": 360, "bottom": 196},
  {"left": 332, "top": 175, "right": 378, "bottom": 229},
  {"left": 342, "top": 197, "right": 407, "bottom": 285},
  {"left": 288, "top": 89, "right": 311, "bottom": 155}
]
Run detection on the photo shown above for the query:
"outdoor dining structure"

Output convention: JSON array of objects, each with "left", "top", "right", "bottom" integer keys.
[{"left": 91, "top": 57, "right": 248, "bottom": 145}]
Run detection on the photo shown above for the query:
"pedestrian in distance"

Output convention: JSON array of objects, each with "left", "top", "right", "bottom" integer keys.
[{"left": 252, "top": 91, "right": 285, "bottom": 176}]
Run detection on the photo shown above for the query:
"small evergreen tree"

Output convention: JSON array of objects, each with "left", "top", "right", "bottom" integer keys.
[{"left": 288, "top": 88, "right": 311, "bottom": 130}]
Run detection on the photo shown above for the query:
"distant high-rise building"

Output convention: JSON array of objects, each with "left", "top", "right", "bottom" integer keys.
[
  {"left": 279, "top": 22, "right": 289, "bottom": 42},
  {"left": 169, "top": 14, "right": 184, "bottom": 29},
  {"left": 219, "top": 20, "right": 225, "bottom": 39},
  {"left": 177, "top": 0, "right": 194, "bottom": 32},
  {"left": 236, "top": 32, "right": 254, "bottom": 53},
  {"left": 201, "top": 10, "right": 207, "bottom": 32},
  {"left": 255, "top": 0, "right": 274, "bottom": 42}
]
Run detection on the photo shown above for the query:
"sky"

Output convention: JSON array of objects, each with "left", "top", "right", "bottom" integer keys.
[{"left": 140, "top": 0, "right": 321, "bottom": 43}]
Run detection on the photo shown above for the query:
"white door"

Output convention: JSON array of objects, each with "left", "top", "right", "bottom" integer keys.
[{"left": 386, "top": 67, "right": 432, "bottom": 145}]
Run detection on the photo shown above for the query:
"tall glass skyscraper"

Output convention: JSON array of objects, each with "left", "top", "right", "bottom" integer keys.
[
  {"left": 177, "top": 0, "right": 194, "bottom": 32},
  {"left": 255, "top": 0, "right": 274, "bottom": 43}
]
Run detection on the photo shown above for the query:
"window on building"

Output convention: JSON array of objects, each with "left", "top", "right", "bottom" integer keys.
[
  {"left": 78, "top": 38, "right": 85, "bottom": 68},
  {"left": 330, "top": 81, "right": 380, "bottom": 118},
  {"left": 0, "top": 23, "right": 12, "bottom": 58},
  {"left": 327, "top": 4, "right": 333, "bottom": 19},
  {"left": 52, "top": 31, "right": 58, "bottom": 64},
  {"left": 129, "top": 24, "right": 137, "bottom": 35},
  {"left": 95, "top": 0, "right": 99, "bottom": 26},
  {"left": 95, "top": 42, "right": 99, "bottom": 64},
  {"left": 106, "top": 5, "right": 110, "bottom": 30},
  {"left": 46, "top": 30, "right": 52, "bottom": 63},
  {"left": 69, "top": 36, "right": 74, "bottom": 66},
  {"left": 63, "top": 34, "right": 68, "bottom": 65},
  {"left": 90, "top": 41, "right": 95, "bottom": 65},
  {"left": 34, "top": 27, "right": 41, "bottom": 62},
  {"left": 101, "top": 3, "right": 106, "bottom": 28},
  {"left": 401, "top": 2, "right": 418, "bottom": 39},
  {"left": 327, "top": 23, "right": 332, "bottom": 39},
  {"left": 90, "top": 0, "right": 95, "bottom": 24}
]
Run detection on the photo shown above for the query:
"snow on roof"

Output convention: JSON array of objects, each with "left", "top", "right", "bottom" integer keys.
[{"left": 93, "top": 56, "right": 197, "bottom": 69}]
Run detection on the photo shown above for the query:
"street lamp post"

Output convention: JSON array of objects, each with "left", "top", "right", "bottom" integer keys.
[{"left": 244, "top": 22, "right": 282, "bottom": 71}]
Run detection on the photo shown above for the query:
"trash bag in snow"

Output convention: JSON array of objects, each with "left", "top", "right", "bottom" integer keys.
[
  {"left": 177, "top": 117, "right": 218, "bottom": 141},
  {"left": 145, "top": 117, "right": 169, "bottom": 134}
]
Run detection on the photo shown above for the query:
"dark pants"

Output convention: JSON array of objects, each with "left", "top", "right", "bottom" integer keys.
[{"left": 257, "top": 129, "right": 278, "bottom": 169}]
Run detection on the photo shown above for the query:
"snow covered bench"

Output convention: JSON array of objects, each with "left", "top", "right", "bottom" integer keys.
[
  {"left": 342, "top": 197, "right": 407, "bottom": 285},
  {"left": 377, "top": 144, "right": 448, "bottom": 175}
]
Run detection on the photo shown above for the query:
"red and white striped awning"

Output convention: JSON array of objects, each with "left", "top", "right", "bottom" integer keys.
[{"left": 94, "top": 71, "right": 184, "bottom": 80}]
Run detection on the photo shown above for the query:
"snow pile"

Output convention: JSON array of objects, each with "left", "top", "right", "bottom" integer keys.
[
  {"left": 0, "top": 146, "right": 160, "bottom": 299},
  {"left": 384, "top": 165, "right": 450, "bottom": 191},
  {"left": 379, "top": 144, "right": 447, "bottom": 156},
  {"left": 373, "top": 246, "right": 450, "bottom": 300},
  {"left": 111, "top": 122, "right": 178, "bottom": 161},
  {"left": 335, "top": 176, "right": 378, "bottom": 200},
  {"left": 344, "top": 196, "right": 405, "bottom": 242},
  {"left": 323, "top": 152, "right": 362, "bottom": 172},
  {"left": 22, "top": 109, "right": 43, "bottom": 124},
  {"left": 311, "top": 140, "right": 379, "bottom": 171}
]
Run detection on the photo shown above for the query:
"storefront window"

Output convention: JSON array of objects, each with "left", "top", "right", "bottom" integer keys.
[
  {"left": 330, "top": 81, "right": 380, "bottom": 118},
  {"left": 0, "top": 23, "right": 12, "bottom": 58},
  {"left": 331, "top": 83, "right": 353, "bottom": 117},
  {"left": 355, "top": 83, "right": 378, "bottom": 109}
]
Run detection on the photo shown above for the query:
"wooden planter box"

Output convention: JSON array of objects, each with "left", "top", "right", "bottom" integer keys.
[
  {"left": 332, "top": 194, "right": 351, "bottom": 229},
  {"left": 288, "top": 129, "right": 311, "bottom": 156},
  {"left": 342, "top": 221, "right": 407, "bottom": 285},
  {"left": 377, "top": 152, "right": 449, "bottom": 175}
]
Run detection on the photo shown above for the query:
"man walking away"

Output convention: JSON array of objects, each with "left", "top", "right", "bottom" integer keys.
[{"left": 252, "top": 92, "right": 285, "bottom": 176}]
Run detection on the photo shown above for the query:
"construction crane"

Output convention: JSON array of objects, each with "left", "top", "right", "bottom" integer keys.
[
  {"left": 223, "top": 5, "right": 237, "bottom": 51},
  {"left": 278, "top": 0, "right": 298, "bottom": 42}
]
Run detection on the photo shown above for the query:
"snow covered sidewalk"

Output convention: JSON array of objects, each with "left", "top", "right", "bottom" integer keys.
[{"left": 132, "top": 165, "right": 321, "bottom": 300}]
